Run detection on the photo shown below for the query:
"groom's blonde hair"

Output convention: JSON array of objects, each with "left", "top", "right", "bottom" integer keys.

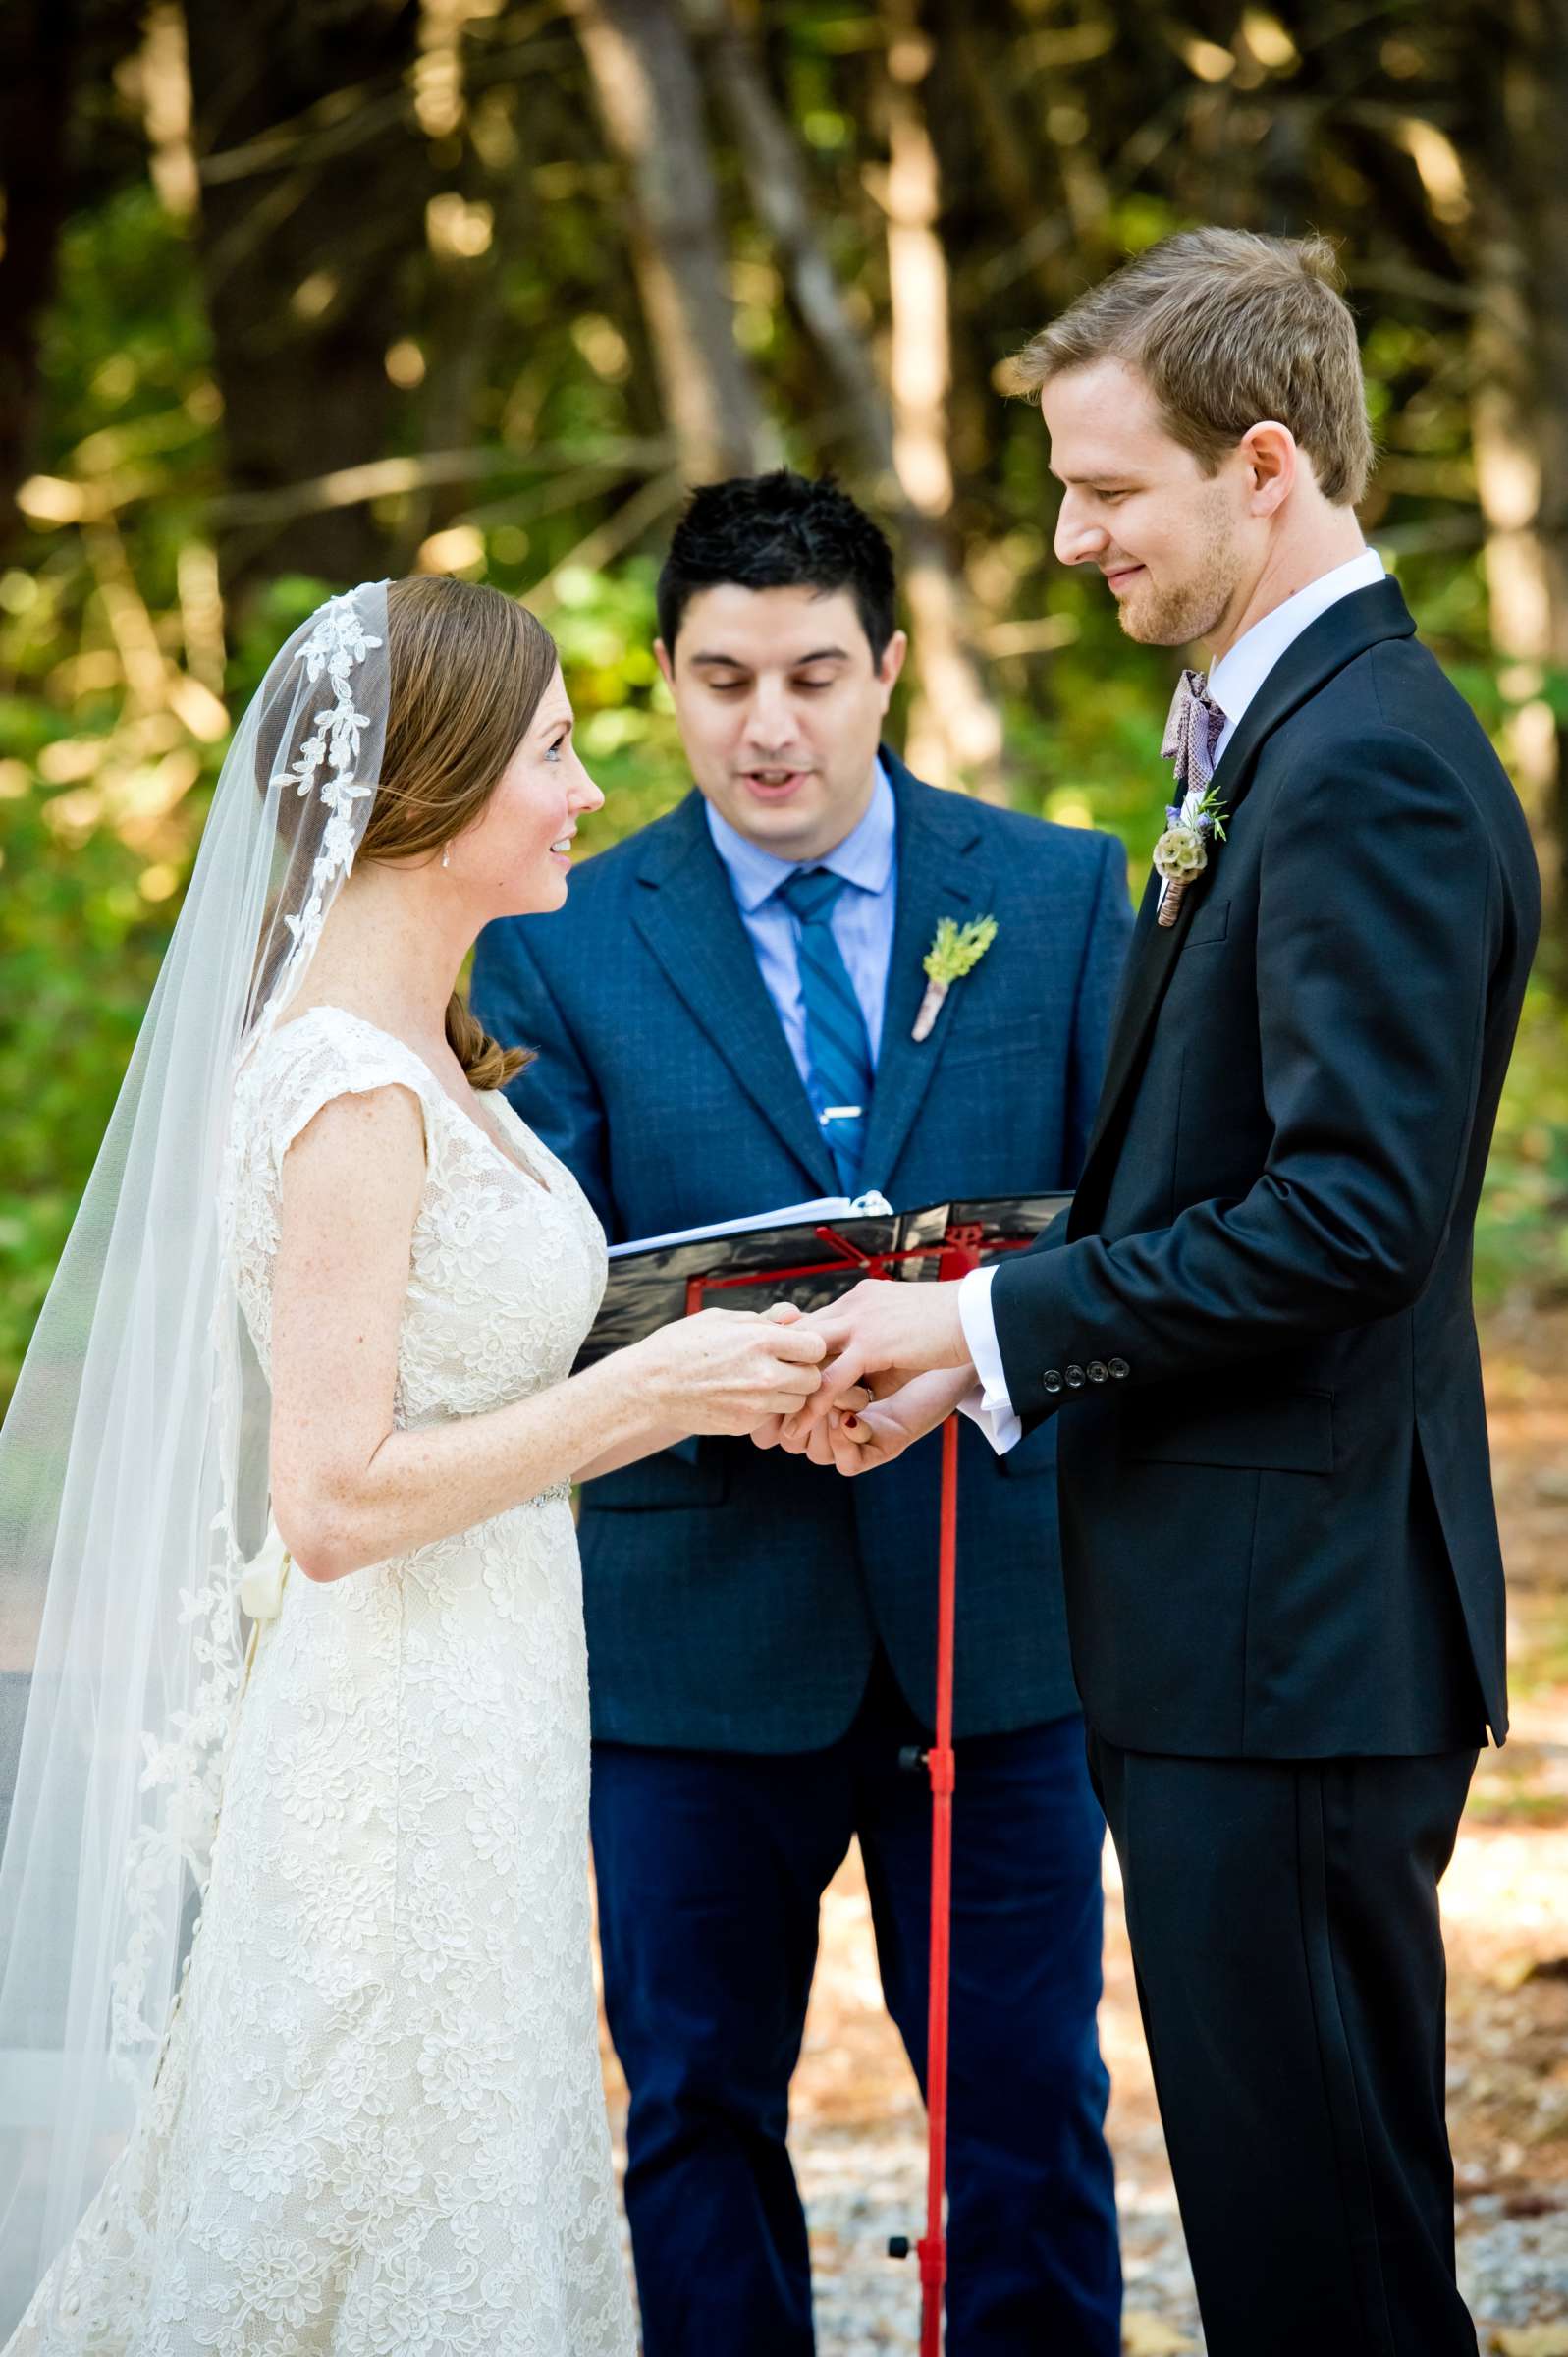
[{"left": 1004, "top": 228, "right": 1374, "bottom": 506}]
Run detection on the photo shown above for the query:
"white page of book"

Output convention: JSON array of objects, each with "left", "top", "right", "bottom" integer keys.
[{"left": 607, "top": 1190, "right": 894, "bottom": 1260}]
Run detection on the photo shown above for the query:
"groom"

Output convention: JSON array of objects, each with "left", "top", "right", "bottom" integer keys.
[
  {"left": 472, "top": 469, "right": 1130, "bottom": 2353},
  {"left": 796, "top": 231, "right": 1541, "bottom": 2355}
]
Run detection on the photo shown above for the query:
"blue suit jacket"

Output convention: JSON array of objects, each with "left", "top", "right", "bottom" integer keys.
[{"left": 471, "top": 749, "right": 1133, "bottom": 1750}]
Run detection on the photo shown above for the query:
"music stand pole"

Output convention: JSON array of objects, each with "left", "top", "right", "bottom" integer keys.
[{"left": 910, "top": 1227, "right": 983, "bottom": 2356}]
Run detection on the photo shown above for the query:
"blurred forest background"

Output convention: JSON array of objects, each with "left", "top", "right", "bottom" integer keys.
[{"left": 3, "top": 0, "right": 1567, "bottom": 1411}]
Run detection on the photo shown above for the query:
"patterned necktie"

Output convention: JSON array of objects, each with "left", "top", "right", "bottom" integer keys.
[
  {"left": 1157, "top": 669, "right": 1228, "bottom": 926},
  {"left": 1162, "top": 667, "right": 1226, "bottom": 796},
  {"left": 774, "top": 865, "right": 874, "bottom": 1194}
]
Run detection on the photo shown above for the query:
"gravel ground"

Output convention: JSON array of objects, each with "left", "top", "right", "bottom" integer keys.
[
  {"left": 599, "top": 1310, "right": 1568, "bottom": 2353},
  {"left": 604, "top": 1807, "right": 1568, "bottom": 2355}
]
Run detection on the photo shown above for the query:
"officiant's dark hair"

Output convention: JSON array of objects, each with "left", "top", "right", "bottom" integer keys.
[
  {"left": 657, "top": 470, "right": 897, "bottom": 662},
  {"left": 1003, "top": 229, "right": 1374, "bottom": 506}
]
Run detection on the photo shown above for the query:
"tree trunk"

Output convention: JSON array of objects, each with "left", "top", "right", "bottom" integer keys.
[
  {"left": 569, "top": 0, "right": 767, "bottom": 486},
  {"left": 0, "top": 0, "right": 85, "bottom": 547},
  {"left": 1470, "top": 176, "right": 1558, "bottom": 906},
  {"left": 693, "top": 0, "right": 1017, "bottom": 796},
  {"left": 183, "top": 0, "right": 435, "bottom": 601},
  {"left": 690, "top": 0, "right": 894, "bottom": 487},
  {"left": 1511, "top": 0, "right": 1568, "bottom": 958},
  {"left": 879, "top": 0, "right": 1004, "bottom": 798}
]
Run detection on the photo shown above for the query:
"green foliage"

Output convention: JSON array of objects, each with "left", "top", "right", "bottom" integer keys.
[
  {"left": 0, "top": 773, "right": 193, "bottom": 1400},
  {"left": 8, "top": 542, "right": 1558, "bottom": 1411},
  {"left": 545, "top": 561, "right": 690, "bottom": 852},
  {"left": 2, "top": 0, "right": 1565, "bottom": 1415}
]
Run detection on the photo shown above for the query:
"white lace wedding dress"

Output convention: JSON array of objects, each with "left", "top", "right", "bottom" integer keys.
[{"left": 10, "top": 1006, "right": 637, "bottom": 2355}]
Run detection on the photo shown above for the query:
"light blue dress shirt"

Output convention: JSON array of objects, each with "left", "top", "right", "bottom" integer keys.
[{"left": 705, "top": 761, "right": 898, "bottom": 1097}]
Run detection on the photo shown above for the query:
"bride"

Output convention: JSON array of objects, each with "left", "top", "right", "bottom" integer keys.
[{"left": 0, "top": 576, "right": 827, "bottom": 2349}]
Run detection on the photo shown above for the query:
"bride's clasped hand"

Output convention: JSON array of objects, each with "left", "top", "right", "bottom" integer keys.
[{"left": 610, "top": 1301, "right": 828, "bottom": 1442}]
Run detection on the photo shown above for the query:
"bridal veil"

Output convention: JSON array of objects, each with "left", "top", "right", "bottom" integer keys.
[{"left": 0, "top": 582, "right": 391, "bottom": 2330}]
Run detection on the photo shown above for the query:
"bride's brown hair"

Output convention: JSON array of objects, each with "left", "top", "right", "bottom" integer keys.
[{"left": 360, "top": 575, "right": 559, "bottom": 1089}]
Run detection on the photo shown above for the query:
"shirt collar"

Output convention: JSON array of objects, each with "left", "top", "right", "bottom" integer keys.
[
  {"left": 705, "top": 758, "right": 896, "bottom": 913},
  {"left": 1208, "top": 547, "right": 1386, "bottom": 732}
]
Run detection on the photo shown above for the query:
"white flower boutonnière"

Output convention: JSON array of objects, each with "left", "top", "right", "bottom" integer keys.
[{"left": 912, "top": 914, "right": 998, "bottom": 1042}]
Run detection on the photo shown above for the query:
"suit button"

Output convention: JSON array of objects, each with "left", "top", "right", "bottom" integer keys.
[
  {"left": 1042, "top": 1370, "right": 1063, "bottom": 1395},
  {"left": 1087, "top": 1361, "right": 1108, "bottom": 1384},
  {"left": 1108, "top": 1357, "right": 1130, "bottom": 1381},
  {"left": 1064, "top": 1364, "right": 1086, "bottom": 1390}
]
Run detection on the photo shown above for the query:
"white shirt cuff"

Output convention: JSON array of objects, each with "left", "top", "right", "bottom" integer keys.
[{"left": 955, "top": 1264, "right": 1021, "bottom": 1455}]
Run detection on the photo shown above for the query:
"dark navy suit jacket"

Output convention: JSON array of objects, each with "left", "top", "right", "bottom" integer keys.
[
  {"left": 990, "top": 582, "right": 1541, "bottom": 1759},
  {"left": 471, "top": 749, "right": 1132, "bottom": 1751}
]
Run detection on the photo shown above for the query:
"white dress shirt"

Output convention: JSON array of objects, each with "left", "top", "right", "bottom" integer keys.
[{"left": 957, "top": 546, "right": 1387, "bottom": 1452}]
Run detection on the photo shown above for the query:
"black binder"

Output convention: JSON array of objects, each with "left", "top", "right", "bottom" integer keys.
[{"left": 574, "top": 1192, "right": 1070, "bottom": 1368}]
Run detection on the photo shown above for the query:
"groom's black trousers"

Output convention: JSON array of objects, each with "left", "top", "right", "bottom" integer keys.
[{"left": 1087, "top": 1735, "right": 1479, "bottom": 2357}]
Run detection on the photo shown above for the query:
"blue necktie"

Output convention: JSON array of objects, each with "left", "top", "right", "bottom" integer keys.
[{"left": 774, "top": 866, "right": 874, "bottom": 1194}]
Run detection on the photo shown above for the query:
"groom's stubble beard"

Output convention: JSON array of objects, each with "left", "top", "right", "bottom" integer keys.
[{"left": 1115, "top": 482, "right": 1242, "bottom": 650}]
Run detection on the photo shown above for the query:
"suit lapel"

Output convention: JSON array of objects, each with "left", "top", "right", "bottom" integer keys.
[
  {"left": 1071, "top": 860, "right": 1198, "bottom": 1220},
  {"left": 857, "top": 753, "right": 993, "bottom": 1193},
  {"left": 1071, "top": 577, "right": 1419, "bottom": 1230},
  {"left": 631, "top": 794, "right": 838, "bottom": 1192}
]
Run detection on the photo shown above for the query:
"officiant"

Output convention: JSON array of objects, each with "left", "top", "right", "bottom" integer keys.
[{"left": 472, "top": 470, "right": 1131, "bottom": 2356}]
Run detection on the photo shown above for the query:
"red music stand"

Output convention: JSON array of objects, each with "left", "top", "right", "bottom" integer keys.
[{"left": 683, "top": 1217, "right": 1034, "bottom": 2357}]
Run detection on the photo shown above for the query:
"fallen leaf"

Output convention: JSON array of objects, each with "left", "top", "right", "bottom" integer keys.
[{"left": 1122, "top": 2314, "right": 1196, "bottom": 2356}]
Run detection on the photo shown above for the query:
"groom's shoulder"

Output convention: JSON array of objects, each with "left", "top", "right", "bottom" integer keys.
[
  {"left": 1291, "top": 629, "right": 1487, "bottom": 763},
  {"left": 1258, "top": 635, "right": 1536, "bottom": 894},
  {"left": 1363, "top": 632, "right": 1504, "bottom": 769},
  {"left": 1281, "top": 631, "right": 1515, "bottom": 813}
]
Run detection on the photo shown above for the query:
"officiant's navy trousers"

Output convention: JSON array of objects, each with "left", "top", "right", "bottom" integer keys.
[{"left": 591, "top": 1651, "right": 1120, "bottom": 2355}]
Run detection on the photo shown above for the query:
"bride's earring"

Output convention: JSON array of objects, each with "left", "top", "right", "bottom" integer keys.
[{"left": 441, "top": 843, "right": 452, "bottom": 870}]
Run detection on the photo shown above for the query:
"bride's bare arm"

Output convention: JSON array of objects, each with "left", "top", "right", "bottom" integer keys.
[
  {"left": 268, "top": 1087, "right": 824, "bottom": 1581},
  {"left": 571, "top": 1426, "right": 690, "bottom": 1483}
]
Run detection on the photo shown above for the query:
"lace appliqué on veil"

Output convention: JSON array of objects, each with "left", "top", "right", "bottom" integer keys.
[
  {"left": 109, "top": 588, "right": 388, "bottom": 2090},
  {"left": 261, "top": 590, "right": 385, "bottom": 1035}
]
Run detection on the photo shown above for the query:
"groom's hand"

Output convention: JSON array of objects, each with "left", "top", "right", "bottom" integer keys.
[{"left": 798, "top": 1278, "right": 971, "bottom": 1429}]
